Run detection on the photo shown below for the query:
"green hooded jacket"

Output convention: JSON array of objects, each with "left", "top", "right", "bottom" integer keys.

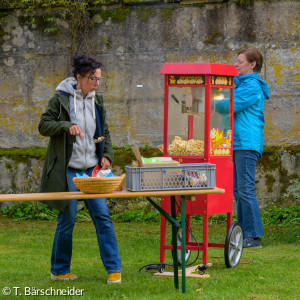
[{"left": 38, "top": 92, "right": 113, "bottom": 212}]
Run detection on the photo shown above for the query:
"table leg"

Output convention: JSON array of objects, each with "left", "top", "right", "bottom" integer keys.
[
  {"left": 171, "top": 196, "right": 179, "bottom": 290},
  {"left": 180, "top": 195, "right": 186, "bottom": 293},
  {"left": 146, "top": 196, "right": 184, "bottom": 292}
]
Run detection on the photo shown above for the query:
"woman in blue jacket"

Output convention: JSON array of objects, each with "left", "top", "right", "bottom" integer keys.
[{"left": 233, "top": 48, "right": 269, "bottom": 248}]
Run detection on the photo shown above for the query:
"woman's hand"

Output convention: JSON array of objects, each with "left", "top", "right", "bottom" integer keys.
[
  {"left": 69, "top": 124, "right": 83, "bottom": 139},
  {"left": 100, "top": 157, "right": 111, "bottom": 170}
]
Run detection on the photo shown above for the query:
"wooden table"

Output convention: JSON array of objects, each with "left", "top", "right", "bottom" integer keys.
[{"left": 0, "top": 188, "right": 225, "bottom": 293}]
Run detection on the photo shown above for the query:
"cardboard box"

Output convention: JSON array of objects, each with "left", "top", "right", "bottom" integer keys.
[
  {"left": 131, "top": 146, "right": 180, "bottom": 167},
  {"left": 131, "top": 146, "right": 180, "bottom": 189}
]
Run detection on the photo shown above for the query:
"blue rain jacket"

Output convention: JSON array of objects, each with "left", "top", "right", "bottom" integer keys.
[{"left": 233, "top": 72, "right": 269, "bottom": 156}]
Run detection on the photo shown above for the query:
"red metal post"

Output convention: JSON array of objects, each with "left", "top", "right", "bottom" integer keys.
[
  {"left": 204, "top": 75, "right": 211, "bottom": 162},
  {"left": 227, "top": 212, "right": 232, "bottom": 231},
  {"left": 163, "top": 75, "right": 169, "bottom": 157},
  {"left": 160, "top": 213, "right": 167, "bottom": 262},
  {"left": 202, "top": 214, "right": 209, "bottom": 265},
  {"left": 188, "top": 115, "right": 194, "bottom": 140}
]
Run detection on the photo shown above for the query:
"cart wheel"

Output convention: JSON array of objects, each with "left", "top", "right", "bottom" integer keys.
[
  {"left": 171, "top": 224, "right": 191, "bottom": 265},
  {"left": 224, "top": 222, "right": 243, "bottom": 268}
]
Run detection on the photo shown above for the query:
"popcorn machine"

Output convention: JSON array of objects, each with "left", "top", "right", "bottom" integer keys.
[{"left": 159, "top": 63, "right": 241, "bottom": 267}]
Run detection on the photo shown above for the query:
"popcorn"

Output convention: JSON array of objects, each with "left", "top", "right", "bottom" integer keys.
[{"left": 168, "top": 136, "right": 204, "bottom": 156}]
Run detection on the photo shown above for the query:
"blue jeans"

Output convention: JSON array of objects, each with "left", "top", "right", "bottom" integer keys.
[
  {"left": 233, "top": 150, "right": 264, "bottom": 239},
  {"left": 51, "top": 167, "right": 122, "bottom": 275}
]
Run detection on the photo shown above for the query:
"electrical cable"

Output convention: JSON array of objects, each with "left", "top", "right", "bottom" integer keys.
[
  {"left": 139, "top": 263, "right": 173, "bottom": 273},
  {"left": 184, "top": 218, "right": 200, "bottom": 267}
]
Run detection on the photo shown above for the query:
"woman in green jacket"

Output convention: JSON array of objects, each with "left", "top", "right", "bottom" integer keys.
[{"left": 38, "top": 54, "right": 121, "bottom": 283}]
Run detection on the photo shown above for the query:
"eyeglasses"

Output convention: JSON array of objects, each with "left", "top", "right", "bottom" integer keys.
[{"left": 87, "top": 76, "right": 104, "bottom": 83}]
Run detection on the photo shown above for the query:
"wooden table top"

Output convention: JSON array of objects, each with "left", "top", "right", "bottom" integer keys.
[{"left": 0, "top": 188, "right": 225, "bottom": 202}]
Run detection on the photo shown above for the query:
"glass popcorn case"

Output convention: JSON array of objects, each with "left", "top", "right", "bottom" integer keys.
[
  {"left": 159, "top": 63, "right": 239, "bottom": 265},
  {"left": 161, "top": 64, "right": 237, "bottom": 161}
]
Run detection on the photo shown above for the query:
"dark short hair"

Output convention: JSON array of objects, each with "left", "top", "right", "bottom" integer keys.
[
  {"left": 71, "top": 54, "right": 102, "bottom": 79},
  {"left": 238, "top": 48, "right": 263, "bottom": 73}
]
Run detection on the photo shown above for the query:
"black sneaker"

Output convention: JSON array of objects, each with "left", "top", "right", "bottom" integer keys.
[{"left": 243, "top": 237, "right": 262, "bottom": 248}]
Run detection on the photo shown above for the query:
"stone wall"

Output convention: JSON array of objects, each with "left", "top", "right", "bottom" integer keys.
[
  {"left": 0, "top": 0, "right": 299, "bottom": 149},
  {"left": 0, "top": 0, "right": 299, "bottom": 208},
  {"left": 0, "top": 148, "right": 299, "bottom": 208}
]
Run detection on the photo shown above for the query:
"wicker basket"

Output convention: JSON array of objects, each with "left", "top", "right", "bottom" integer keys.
[{"left": 73, "top": 174, "right": 126, "bottom": 194}]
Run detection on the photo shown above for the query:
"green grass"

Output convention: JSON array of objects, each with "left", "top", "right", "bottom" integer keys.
[{"left": 0, "top": 218, "right": 299, "bottom": 299}]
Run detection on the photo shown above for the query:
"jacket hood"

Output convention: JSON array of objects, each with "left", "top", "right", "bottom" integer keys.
[
  {"left": 56, "top": 77, "right": 96, "bottom": 119},
  {"left": 56, "top": 77, "right": 78, "bottom": 95},
  {"left": 235, "top": 72, "right": 269, "bottom": 100},
  {"left": 56, "top": 77, "right": 96, "bottom": 98}
]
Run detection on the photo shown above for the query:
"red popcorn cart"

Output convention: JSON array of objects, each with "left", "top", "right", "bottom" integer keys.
[{"left": 159, "top": 63, "right": 243, "bottom": 268}]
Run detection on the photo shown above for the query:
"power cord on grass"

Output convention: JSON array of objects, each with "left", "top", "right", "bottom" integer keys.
[{"left": 139, "top": 210, "right": 204, "bottom": 273}]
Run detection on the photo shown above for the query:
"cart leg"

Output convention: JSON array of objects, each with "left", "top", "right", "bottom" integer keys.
[
  {"left": 180, "top": 196, "right": 186, "bottom": 294},
  {"left": 227, "top": 212, "right": 232, "bottom": 231},
  {"left": 186, "top": 214, "right": 191, "bottom": 245},
  {"left": 203, "top": 214, "right": 209, "bottom": 265},
  {"left": 160, "top": 214, "right": 166, "bottom": 263},
  {"left": 171, "top": 196, "right": 179, "bottom": 290}
]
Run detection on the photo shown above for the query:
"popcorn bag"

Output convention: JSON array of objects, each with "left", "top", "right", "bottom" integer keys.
[{"left": 92, "top": 165, "right": 114, "bottom": 178}]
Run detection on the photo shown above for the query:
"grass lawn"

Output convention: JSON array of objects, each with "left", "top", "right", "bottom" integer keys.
[{"left": 0, "top": 217, "right": 299, "bottom": 299}]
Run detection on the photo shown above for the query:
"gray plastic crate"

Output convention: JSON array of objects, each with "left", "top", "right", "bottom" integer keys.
[{"left": 125, "top": 163, "right": 215, "bottom": 191}]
